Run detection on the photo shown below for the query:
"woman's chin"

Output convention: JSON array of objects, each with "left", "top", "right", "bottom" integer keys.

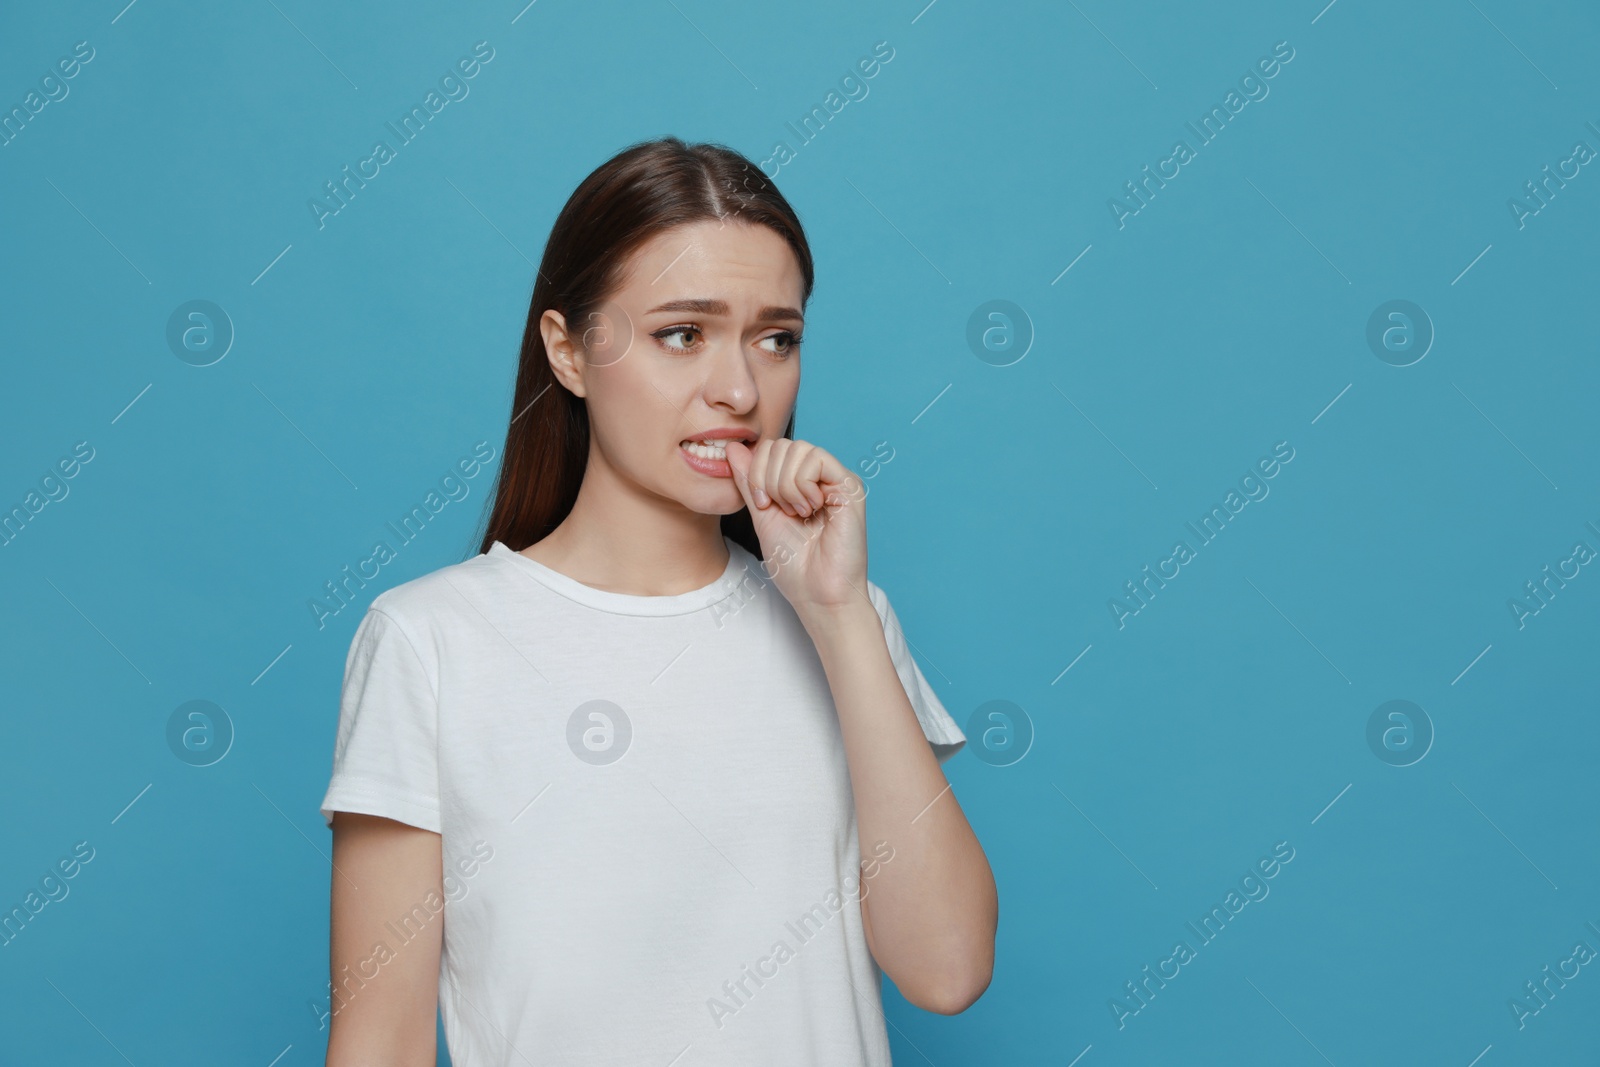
[{"left": 679, "top": 481, "right": 748, "bottom": 517}]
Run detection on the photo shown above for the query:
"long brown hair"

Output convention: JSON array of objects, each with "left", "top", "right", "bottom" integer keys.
[{"left": 473, "top": 136, "right": 814, "bottom": 561}]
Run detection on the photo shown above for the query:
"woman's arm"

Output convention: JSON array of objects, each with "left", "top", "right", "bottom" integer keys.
[
  {"left": 325, "top": 812, "right": 444, "bottom": 1067},
  {"left": 722, "top": 436, "right": 997, "bottom": 1012},
  {"left": 801, "top": 603, "right": 998, "bottom": 1015}
]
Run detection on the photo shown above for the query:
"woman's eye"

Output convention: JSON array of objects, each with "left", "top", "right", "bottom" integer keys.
[
  {"left": 759, "top": 331, "right": 802, "bottom": 358},
  {"left": 654, "top": 327, "right": 701, "bottom": 352}
]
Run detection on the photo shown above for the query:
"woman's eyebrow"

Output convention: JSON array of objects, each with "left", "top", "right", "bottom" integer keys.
[{"left": 644, "top": 298, "right": 803, "bottom": 323}]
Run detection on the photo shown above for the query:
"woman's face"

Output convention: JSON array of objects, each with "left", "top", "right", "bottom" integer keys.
[{"left": 545, "top": 219, "right": 805, "bottom": 518}]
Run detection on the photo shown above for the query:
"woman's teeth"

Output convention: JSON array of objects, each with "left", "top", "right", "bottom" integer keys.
[{"left": 682, "top": 440, "right": 730, "bottom": 460}]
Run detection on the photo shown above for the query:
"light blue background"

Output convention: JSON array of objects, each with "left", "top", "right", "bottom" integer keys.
[{"left": 2, "top": 0, "right": 1597, "bottom": 1063}]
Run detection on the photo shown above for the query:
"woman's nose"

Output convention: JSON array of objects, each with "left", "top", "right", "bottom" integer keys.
[{"left": 701, "top": 344, "right": 758, "bottom": 412}]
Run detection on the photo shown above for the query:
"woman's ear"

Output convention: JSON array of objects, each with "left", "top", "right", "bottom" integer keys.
[{"left": 540, "top": 308, "right": 587, "bottom": 397}]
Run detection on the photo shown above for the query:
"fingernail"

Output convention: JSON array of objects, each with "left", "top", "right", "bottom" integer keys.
[{"left": 754, "top": 487, "right": 769, "bottom": 507}]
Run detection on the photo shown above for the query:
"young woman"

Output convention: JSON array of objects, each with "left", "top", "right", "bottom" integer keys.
[{"left": 320, "top": 137, "right": 997, "bottom": 1066}]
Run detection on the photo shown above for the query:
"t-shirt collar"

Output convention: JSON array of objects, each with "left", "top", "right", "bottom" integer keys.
[{"left": 488, "top": 537, "right": 752, "bottom": 617}]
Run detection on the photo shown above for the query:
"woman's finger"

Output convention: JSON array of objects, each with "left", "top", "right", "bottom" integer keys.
[
  {"left": 810, "top": 448, "right": 859, "bottom": 511},
  {"left": 725, "top": 440, "right": 766, "bottom": 511},
  {"left": 799, "top": 450, "right": 834, "bottom": 512},
  {"left": 776, "top": 441, "right": 817, "bottom": 517},
  {"left": 745, "top": 438, "right": 773, "bottom": 508},
  {"left": 763, "top": 438, "right": 798, "bottom": 516},
  {"left": 803, "top": 449, "right": 836, "bottom": 514}
]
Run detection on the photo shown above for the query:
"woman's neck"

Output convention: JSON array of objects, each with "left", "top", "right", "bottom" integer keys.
[{"left": 519, "top": 460, "right": 730, "bottom": 596}]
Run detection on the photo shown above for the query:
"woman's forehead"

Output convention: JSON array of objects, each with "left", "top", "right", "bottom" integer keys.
[{"left": 618, "top": 221, "right": 803, "bottom": 308}]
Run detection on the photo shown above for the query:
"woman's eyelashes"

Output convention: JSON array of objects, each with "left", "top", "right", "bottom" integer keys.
[
  {"left": 759, "top": 330, "right": 803, "bottom": 358},
  {"left": 652, "top": 326, "right": 702, "bottom": 352},
  {"left": 649, "top": 325, "right": 802, "bottom": 359}
]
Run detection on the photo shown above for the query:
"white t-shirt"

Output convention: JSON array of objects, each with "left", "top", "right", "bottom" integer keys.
[{"left": 320, "top": 536, "right": 966, "bottom": 1065}]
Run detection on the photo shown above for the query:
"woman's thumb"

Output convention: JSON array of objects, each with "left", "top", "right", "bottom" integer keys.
[{"left": 724, "top": 440, "right": 757, "bottom": 508}]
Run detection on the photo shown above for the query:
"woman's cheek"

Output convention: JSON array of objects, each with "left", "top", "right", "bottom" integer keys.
[{"left": 598, "top": 367, "right": 678, "bottom": 473}]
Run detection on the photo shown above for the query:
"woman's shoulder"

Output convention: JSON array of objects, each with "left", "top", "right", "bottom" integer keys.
[{"left": 363, "top": 544, "right": 505, "bottom": 632}]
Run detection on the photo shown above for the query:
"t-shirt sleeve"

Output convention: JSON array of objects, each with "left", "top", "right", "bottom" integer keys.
[
  {"left": 320, "top": 605, "right": 443, "bottom": 834},
  {"left": 867, "top": 581, "right": 966, "bottom": 765}
]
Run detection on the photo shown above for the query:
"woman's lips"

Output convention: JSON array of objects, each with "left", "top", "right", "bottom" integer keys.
[{"left": 680, "top": 443, "right": 733, "bottom": 478}]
